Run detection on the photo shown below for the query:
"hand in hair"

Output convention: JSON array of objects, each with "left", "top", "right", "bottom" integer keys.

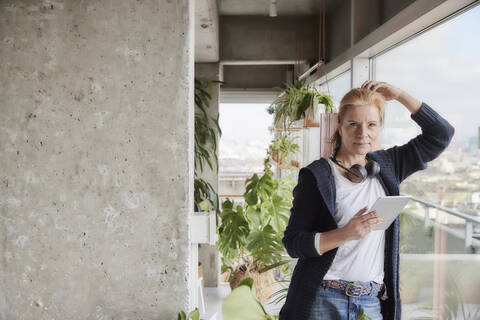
[
  {"left": 362, "top": 80, "right": 422, "bottom": 114},
  {"left": 361, "top": 80, "right": 402, "bottom": 101}
]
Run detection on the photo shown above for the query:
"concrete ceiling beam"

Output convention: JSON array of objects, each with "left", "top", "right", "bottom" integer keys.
[{"left": 195, "top": 0, "right": 219, "bottom": 62}]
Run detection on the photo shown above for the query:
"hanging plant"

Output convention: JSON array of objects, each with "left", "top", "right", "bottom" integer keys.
[{"left": 267, "top": 79, "right": 334, "bottom": 130}]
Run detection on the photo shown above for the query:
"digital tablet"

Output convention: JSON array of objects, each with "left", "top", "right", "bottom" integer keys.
[{"left": 368, "top": 196, "right": 411, "bottom": 231}]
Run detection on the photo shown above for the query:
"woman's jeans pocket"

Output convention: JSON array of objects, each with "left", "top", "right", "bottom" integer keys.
[{"left": 308, "top": 285, "right": 383, "bottom": 320}]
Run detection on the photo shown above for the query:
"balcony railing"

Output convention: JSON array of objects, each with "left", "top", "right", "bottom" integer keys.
[{"left": 402, "top": 193, "right": 480, "bottom": 253}]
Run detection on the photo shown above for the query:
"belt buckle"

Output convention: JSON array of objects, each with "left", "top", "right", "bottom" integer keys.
[{"left": 345, "top": 283, "right": 363, "bottom": 297}]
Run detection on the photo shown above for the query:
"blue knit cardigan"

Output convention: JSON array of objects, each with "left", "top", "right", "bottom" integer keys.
[{"left": 279, "top": 102, "right": 455, "bottom": 320}]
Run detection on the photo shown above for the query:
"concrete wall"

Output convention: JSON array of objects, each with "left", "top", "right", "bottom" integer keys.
[
  {"left": 194, "top": 63, "right": 220, "bottom": 287},
  {"left": 0, "top": 1, "right": 194, "bottom": 319}
]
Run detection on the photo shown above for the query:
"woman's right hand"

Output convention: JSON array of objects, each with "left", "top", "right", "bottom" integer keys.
[{"left": 342, "top": 206, "right": 383, "bottom": 240}]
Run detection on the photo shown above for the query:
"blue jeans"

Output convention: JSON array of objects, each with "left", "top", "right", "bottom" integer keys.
[{"left": 307, "top": 281, "right": 383, "bottom": 320}]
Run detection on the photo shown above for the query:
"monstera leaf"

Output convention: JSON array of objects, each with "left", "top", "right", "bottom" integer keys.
[
  {"left": 246, "top": 225, "right": 284, "bottom": 266},
  {"left": 245, "top": 206, "right": 262, "bottom": 230},
  {"left": 244, "top": 173, "right": 275, "bottom": 206},
  {"left": 263, "top": 193, "right": 290, "bottom": 233},
  {"left": 222, "top": 278, "right": 277, "bottom": 320},
  {"left": 218, "top": 199, "right": 250, "bottom": 262}
]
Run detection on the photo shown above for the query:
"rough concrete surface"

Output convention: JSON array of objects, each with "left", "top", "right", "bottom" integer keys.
[{"left": 0, "top": 0, "right": 194, "bottom": 319}]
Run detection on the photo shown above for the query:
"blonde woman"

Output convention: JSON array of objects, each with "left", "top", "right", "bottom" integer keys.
[{"left": 279, "top": 81, "right": 455, "bottom": 320}]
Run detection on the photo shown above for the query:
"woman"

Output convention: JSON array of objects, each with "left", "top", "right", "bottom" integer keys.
[{"left": 279, "top": 80, "right": 455, "bottom": 320}]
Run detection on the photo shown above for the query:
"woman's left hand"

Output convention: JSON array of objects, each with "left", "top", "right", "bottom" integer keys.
[{"left": 361, "top": 80, "right": 403, "bottom": 101}]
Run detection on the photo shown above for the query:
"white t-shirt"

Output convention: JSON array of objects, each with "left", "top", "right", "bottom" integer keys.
[{"left": 314, "top": 158, "right": 386, "bottom": 283}]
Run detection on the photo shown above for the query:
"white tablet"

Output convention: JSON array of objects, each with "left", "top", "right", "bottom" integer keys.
[{"left": 368, "top": 196, "right": 411, "bottom": 231}]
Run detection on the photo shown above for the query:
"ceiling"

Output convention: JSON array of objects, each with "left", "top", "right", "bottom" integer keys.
[
  {"left": 218, "top": 0, "right": 342, "bottom": 16},
  {"left": 195, "top": 0, "right": 346, "bottom": 63},
  {"left": 218, "top": 0, "right": 319, "bottom": 15}
]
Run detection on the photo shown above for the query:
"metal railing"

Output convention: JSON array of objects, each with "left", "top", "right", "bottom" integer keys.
[{"left": 402, "top": 193, "right": 480, "bottom": 253}]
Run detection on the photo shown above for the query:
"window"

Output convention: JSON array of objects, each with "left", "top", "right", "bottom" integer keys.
[
  {"left": 219, "top": 103, "right": 274, "bottom": 198},
  {"left": 317, "top": 70, "right": 352, "bottom": 110},
  {"left": 373, "top": 5, "right": 480, "bottom": 318}
]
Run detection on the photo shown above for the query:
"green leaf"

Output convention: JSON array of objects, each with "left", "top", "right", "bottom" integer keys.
[
  {"left": 357, "top": 308, "right": 372, "bottom": 320},
  {"left": 245, "top": 190, "right": 258, "bottom": 206},
  {"left": 238, "top": 277, "right": 254, "bottom": 289},
  {"left": 222, "top": 278, "right": 270, "bottom": 320},
  {"left": 245, "top": 206, "right": 261, "bottom": 229},
  {"left": 217, "top": 201, "right": 249, "bottom": 255},
  {"left": 269, "top": 79, "right": 335, "bottom": 127},
  {"left": 188, "top": 309, "right": 200, "bottom": 320},
  {"left": 246, "top": 225, "right": 284, "bottom": 265},
  {"left": 178, "top": 310, "right": 186, "bottom": 320},
  {"left": 194, "top": 78, "right": 222, "bottom": 211}
]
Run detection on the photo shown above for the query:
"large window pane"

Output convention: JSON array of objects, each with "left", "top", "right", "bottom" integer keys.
[
  {"left": 219, "top": 103, "right": 274, "bottom": 197},
  {"left": 374, "top": 5, "right": 480, "bottom": 319}
]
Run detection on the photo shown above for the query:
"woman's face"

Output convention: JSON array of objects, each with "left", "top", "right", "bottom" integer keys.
[{"left": 338, "top": 104, "right": 382, "bottom": 156}]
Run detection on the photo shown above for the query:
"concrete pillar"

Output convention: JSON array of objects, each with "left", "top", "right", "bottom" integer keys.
[
  {"left": 194, "top": 63, "right": 221, "bottom": 287},
  {"left": 0, "top": 1, "right": 194, "bottom": 319}
]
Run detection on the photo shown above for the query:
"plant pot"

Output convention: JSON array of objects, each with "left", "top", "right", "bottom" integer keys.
[
  {"left": 275, "top": 118, "right": 304, "bottom": 131},
  {"left": 278, "top": 160, "right": 301, "bottom": 170},
  {"left": 319, "top": 113, "right": 339, "bottom": 158},
  {"left": 290, "top": 160, "right": 301, "bottom": 169},
  {"left": 220, "top": 268, "right": 232, "bottom": 283},
  {"left": 304, "top": 104, "right": 321, "bottom": 127},
  {"left": 271, "top": 150, "right": 282, "bottom": 164},
  {"left": 230, "top": 265, "right": 277, "bottom": 303}
]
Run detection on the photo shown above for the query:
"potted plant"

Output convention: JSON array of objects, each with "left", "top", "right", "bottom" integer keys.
[
  {"left": 266, "top": 79, "right": 334, "bottom": 130},
  {"left": 267, "top": 132, "right": 301, "bottom": 170},
  {"left": 217, "top": 158, "right": 295, "bottom": 302},
  {"left": 194, "top": 79, "right": 222, "bottom": 213}
]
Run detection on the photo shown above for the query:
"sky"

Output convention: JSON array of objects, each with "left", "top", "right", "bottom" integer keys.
[
  {"left": 375, "top": 3, "right": 480, "bottom": 146},
  {"left": 219, "top": 103, "right": 274, "bottom": 172},
  {"left": 219, "top": 4, "right": 480, "bottom": 172}
]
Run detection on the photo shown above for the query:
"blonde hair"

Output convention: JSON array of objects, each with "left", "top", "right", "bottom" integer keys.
[{"left": 330, "top": 88, "right": 386, "bottom": 157}]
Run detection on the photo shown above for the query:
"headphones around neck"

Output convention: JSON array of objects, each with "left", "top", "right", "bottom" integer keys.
[{"left": 329, "top": 155, "right": 380, "bottom": 183}]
